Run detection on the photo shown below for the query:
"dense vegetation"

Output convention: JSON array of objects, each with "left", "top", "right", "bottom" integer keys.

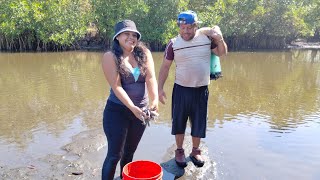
[{"left": 0, "top": 0, "right": 319, "bottom": 51}]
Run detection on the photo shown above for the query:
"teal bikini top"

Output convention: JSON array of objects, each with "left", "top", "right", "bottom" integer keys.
[{"left": 131, "top": 67, "right": 140, "bottom": 82}]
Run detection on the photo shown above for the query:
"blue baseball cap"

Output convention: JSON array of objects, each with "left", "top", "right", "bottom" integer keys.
[{"left": 177, "top": 10, "right": 201, "bottom": 25}]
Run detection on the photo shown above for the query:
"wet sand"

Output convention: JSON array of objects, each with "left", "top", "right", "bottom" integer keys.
[{"left": 0, "top": 124, "right": 215, "bottom": 180}]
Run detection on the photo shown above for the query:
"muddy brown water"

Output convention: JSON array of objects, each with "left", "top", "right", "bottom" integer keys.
[{"left": 0, "top": 50, "right": 320, "bottom": 179}]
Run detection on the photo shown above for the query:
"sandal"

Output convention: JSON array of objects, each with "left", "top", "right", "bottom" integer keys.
[
  {"left": 190, "top": 147, "right": 205, "bottom": 167},
  {"left": 175, "top": 148, "right": 187, "bottom": 168}
]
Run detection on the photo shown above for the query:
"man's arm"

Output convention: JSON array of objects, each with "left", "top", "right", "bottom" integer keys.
[
  {"left": 158, "top": 58, "right": 173, "bottom": 104},
  {"left": 199, "top": 26, "right": 228, "bottom": 56},
  {"left": 212, "top": 38, "right": 227, "bottom": 56},
  {"left": 211, "top": 26, "right": 227, "bottom": 56}
]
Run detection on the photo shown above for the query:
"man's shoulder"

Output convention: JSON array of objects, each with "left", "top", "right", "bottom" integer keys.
[
  {"left": 195, "top": 29, "right": 210, "bottom": 38},
  {"left": 169, "top": 36, "right": 179, "bottom": 44},
  {"left": 165, "top": 36, "right": 179, "bottom": 49}
]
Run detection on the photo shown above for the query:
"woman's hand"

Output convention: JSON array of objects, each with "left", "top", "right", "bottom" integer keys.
[
  {"left": 130, "top": 105, "right": 145, "bottom": 121},
  {"left": 149, "top": 98, "right": 159, "bottom": 112}
]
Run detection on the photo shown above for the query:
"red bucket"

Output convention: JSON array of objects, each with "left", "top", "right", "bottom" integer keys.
[{"left": 122, "top": 160, "right": 163, "bottom": 180}]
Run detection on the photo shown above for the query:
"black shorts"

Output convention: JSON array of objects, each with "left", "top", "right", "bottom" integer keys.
[{"left": 171, "top": 83, "right": 209, "bottom": 138}]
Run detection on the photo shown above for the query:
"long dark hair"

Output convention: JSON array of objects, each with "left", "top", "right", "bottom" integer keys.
[{"left": 112, "top": 40, "right": 147, "bottom": 77}]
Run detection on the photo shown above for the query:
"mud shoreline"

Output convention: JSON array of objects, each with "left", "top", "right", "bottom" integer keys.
[
  {"left": 79, "top": 41, "right": 320, "bottom": 52},
  {"left": 286, "top": 41, "right": 320, "bottom": 50},
  {"left": 0, "top": 124, "right": 216, "bottom": 180}
]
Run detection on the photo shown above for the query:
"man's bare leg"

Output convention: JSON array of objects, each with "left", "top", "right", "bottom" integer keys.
[
  {"left": 174, "top": 134, "right": 187, "bottom": 167},
  {"left": 192, "top": 136, "right": 200, "bottom": 148},
  {"left": 190, "top": 136, "right": 204, "bottom": 167},
  {"left": 175, "top": 134, "right": 184, "bottom": 149}
]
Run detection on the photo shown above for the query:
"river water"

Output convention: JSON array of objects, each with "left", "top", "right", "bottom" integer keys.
[{"left": 0, "top": 50, "right": 319, "bottom": 179}]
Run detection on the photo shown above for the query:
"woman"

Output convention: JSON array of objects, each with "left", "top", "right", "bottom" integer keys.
[{"left": 101, "top": 20, "right": 158, "bottom": 179}]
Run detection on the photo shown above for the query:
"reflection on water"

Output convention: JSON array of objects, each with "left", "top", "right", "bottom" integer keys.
[
  {"left": 208, "top": 50, "right": 320, "bottom": 131},
  {"left": 0, "top": 52, "right": 107, "bottom": 167},
  {"left": 0, "top": 50, "right": 320, "bottom": 178}
]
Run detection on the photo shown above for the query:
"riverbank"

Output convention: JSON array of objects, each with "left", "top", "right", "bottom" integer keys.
[
  {"left": 1, "top": 37, "right": 319, "bottom": 52},
  {"left": 78, "top": 38, "right": 320, "bottom": 52},
  {"left": 286, "top": 40, "right": 320, "bottom": 50}
]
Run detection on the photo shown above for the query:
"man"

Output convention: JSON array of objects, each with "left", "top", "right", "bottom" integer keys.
[{"left": 158, "top": 10, "right": 227, "bottom": 168}]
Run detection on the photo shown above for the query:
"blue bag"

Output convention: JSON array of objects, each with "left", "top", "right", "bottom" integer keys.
[{"left": 210, "top": 53, "right": 223, "bottom": 80}]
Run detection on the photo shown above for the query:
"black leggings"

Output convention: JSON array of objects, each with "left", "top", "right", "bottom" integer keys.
[{"left": 102, "top": 100, "right": 146, "bottom": 180}]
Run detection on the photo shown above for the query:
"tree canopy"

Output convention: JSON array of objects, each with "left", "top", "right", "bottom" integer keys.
[{"left": 0, "top": 0, "right": 319, "bottom": 51}]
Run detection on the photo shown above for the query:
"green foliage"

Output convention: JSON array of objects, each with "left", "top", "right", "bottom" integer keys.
[
  {"left": 0, "top": 0, "right": 91, "bottom": 50},
  {"left": 304, "top": 0, "right": 320, "bottom": 37},
  {"left": 0, "top": 0, "right": 319, "bottom": 51},
  {"left": 91, "top": 0, "right": 149, "bottom": 39},
  {"left": 139, "top": 0, "right": 178, "bottom": 43}
]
